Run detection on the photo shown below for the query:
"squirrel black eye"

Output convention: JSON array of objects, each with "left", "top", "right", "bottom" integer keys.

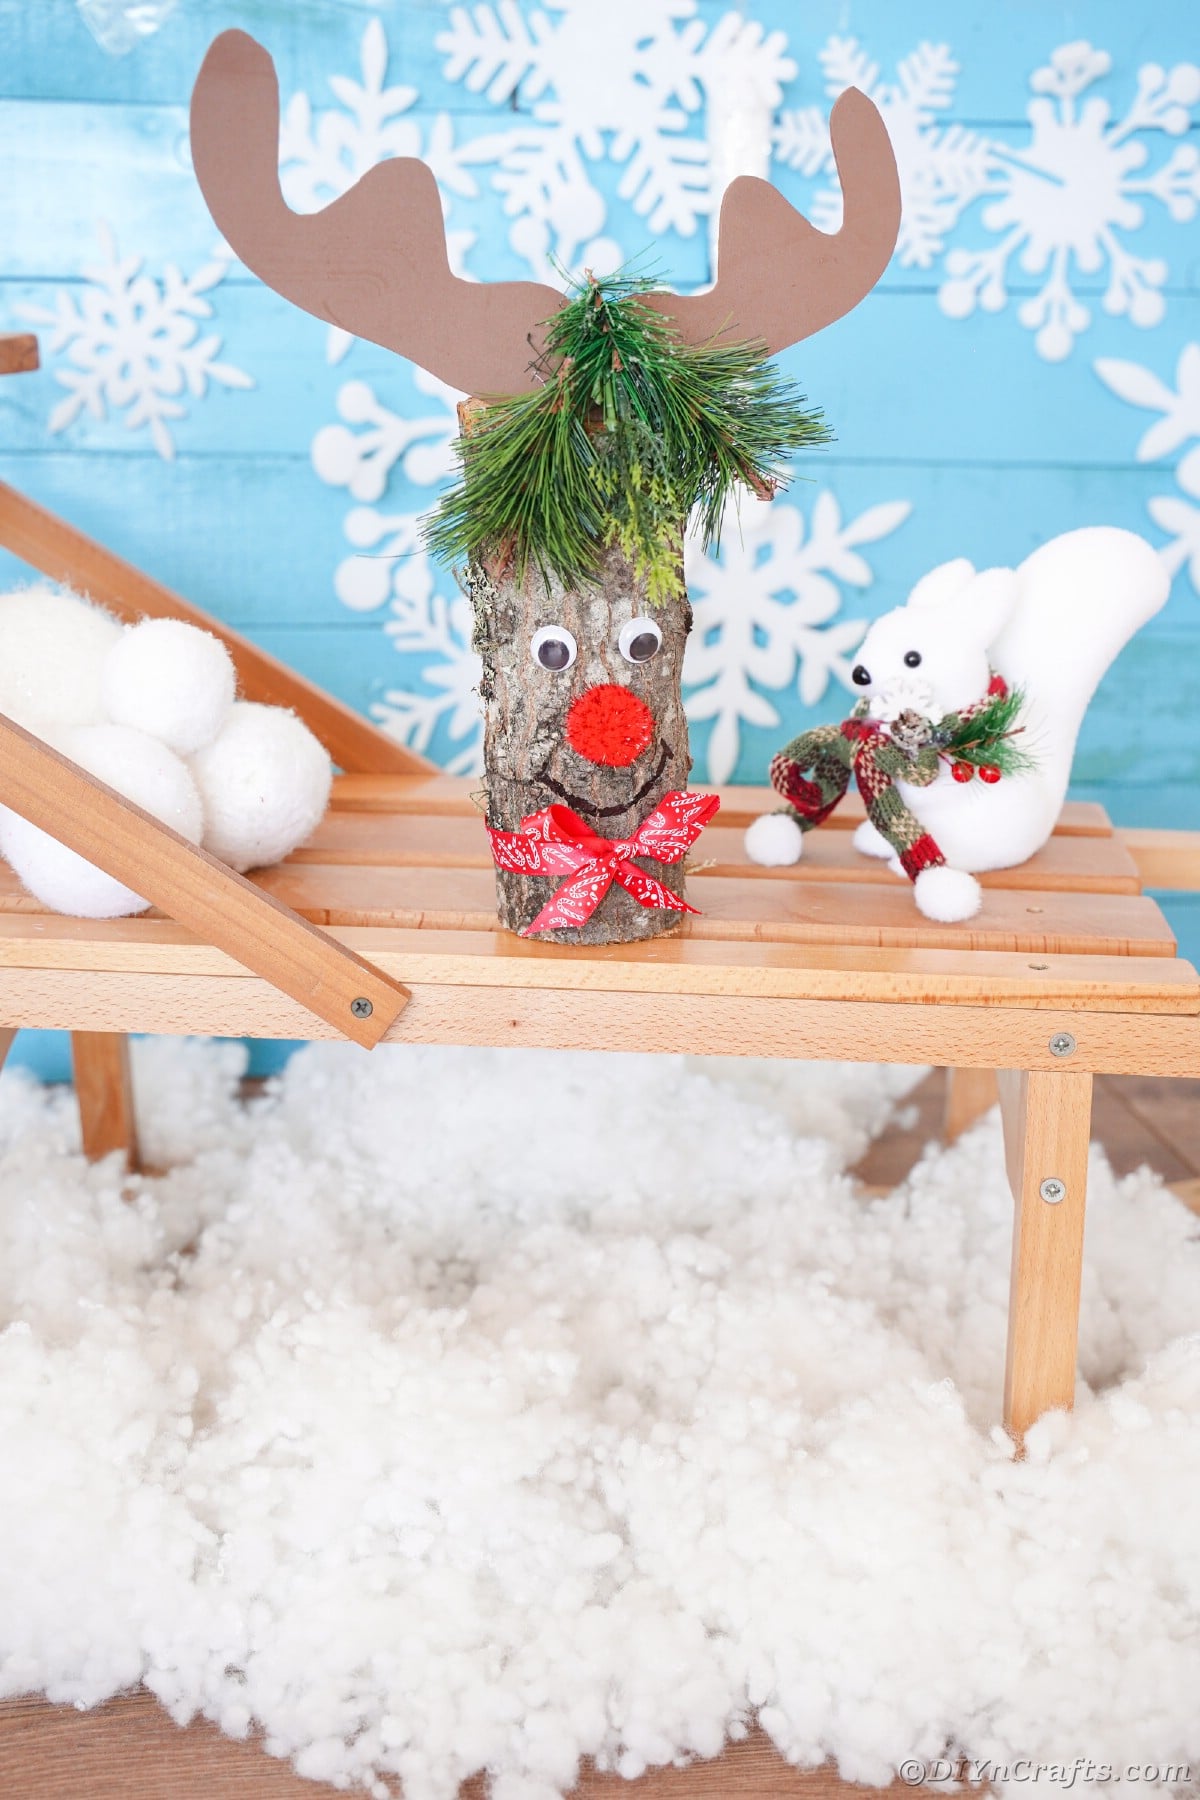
[
  {"left": 904, "top": 650, "right": 923, "bottom": 669},
  {"left": 530, "top": 625, "right": 577, "bottom": 672},
  {"left": 618, "top": 617, "right": 663, "bottom": 664},
  {"left": 851, "top": 664, "right": 871, "bottom": 686}
]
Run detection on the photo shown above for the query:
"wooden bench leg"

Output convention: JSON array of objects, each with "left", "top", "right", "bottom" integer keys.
[
  {"left": 998, "top": 1068, "right": 1093, "bottom": 1444},
  {"left": 71, "top": 1032, "right": 140, "bottom": 1170},
  {"left": 943, "top": 1066, "right": 998, "bottom": 1142}
]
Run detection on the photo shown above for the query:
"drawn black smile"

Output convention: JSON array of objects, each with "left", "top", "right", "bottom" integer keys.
[{"left": 526, "top": 740, "right": 672, "bottom": 821}]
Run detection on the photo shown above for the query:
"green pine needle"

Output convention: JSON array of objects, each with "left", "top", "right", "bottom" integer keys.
[
  {"left": 423, "top": 269, "right": 832, "bottom": 603},
  {"left": 937, "top": 686, "right": 1034, "bottom": 777}
]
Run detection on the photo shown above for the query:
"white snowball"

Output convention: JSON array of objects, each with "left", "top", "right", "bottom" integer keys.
[
  {"left": 189, "top": 702, "right": 332, "bottom": 872},
  {"left": 0, "top": 583, "right": 122, "bottom": 732},
  {"left": 101, "top": 618, "right": 236, "bottom": 755},
  {"left": 743, "top": 812, "right": 804, "bottom": 867},
  {"left": 2, "top": 724, "right": 203, "bottom": 918},
  {"left": 913, "top": 864, "right": 983, "bottom": 923}
]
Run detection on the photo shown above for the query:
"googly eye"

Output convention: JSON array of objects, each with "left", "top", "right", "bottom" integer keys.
[
  {"left": 530, "top": 625, "right": 577, "bottom": 672},
  {"left": 851, "top": 664, "right": 872, "bottom": 686},
  {"left": 904, "top": 650, "right": 923, "bottom": 668},
  {"left": 618, "top": 617, "right": 663, "bottom": 664}
]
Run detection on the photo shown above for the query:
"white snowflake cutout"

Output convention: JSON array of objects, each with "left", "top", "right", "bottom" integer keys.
[
  {"left": 310, "top": 354, "right": 476, "bottom": 758},
  {"left": 372, "top": 556, "right": 484, "bottom": 774},
  {"left": 682, "top": 490, "right": 912, "bottom": 783},
  {"left": 333, "top": 508, "right": 428, "bottom": 614},
  {"left": 311, "top": 370, "right": 463, "bottom": 506},
  {"left": 702, "top": 13, "right": 796, "bottom": 268},
  {"left": 940, "top": 43, "right": 1200, "bottom": 361},
  {"left": 279, "top": 18, "right": 480, "bottom": 364},
  {"left": 437, "top": 0, "right": 793, "bottom": 280},
  {"left": 774, "top": 36, "right": 991, "bottom": 272},
  {"left": 17, "top": 224, "right": 252, "bottom": 461},
  {"left": 1096, "top": 344, "right": 1200, "bottom": 593}
]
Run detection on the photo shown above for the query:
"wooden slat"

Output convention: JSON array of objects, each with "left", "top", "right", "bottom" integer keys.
[
  {"left": 0, "top": 971, "right": 1195, "bottom": 1074},
  {"left": 72, "top": 1031, "right": 139, "bottom": 1168},
  {"left": 0, "top": 332, "right": 39, "bottom": 376},
  {"left": 0, "top": 916, "right": 1193, "bottom": 1012},
  {"left": 249, "top": 861, "right": 1176, "bottom": 958},
  {"left": 329, "top": 774, "right": 1116, "bottom": 838},
  {"left": 1172, "top": 1176, "right": 1200, "bottom": 1213},
  {"left": 291, "top": 808, "right": 1143, "bottom": 893},
  {"left": 999, "top": 1068, "right": 1093, "bottom": 1440},
  {"left": 944, "top": 1067, "right": 999, "bottom": 1141},
  {"left": 331, "top": 771, "right": 492, "bottom": 816},
  {"left": 1120, "top": 828, "right": 1200, "bottom": 892},
  {"left": 0, "top": 480, "right": 428, "bottom": 775},
  {"left": 0, "top": 857, "right": 1171, "bottom": 956},
  {"left": 0, "top": 713, "right": 409, "bottom": 1048}
]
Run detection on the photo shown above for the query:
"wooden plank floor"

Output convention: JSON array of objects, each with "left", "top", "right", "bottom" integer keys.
[{"left": 3, "top": 1068, "right": 1198, "bottom": 1800}]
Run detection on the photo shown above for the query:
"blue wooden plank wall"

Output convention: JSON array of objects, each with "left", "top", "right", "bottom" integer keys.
[{"left": 0, "top": 0, "right": 1198, "bottom": 1077}]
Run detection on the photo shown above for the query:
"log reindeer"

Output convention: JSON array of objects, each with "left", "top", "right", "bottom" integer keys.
[{"left": 190, "top": 30, "right": 901, "bottom": 943}]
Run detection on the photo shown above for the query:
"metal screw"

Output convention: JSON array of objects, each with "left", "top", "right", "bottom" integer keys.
[
  {"left": 1039, "top": 1177, "right": 1066, "bottom": 1205},
  {"left": 1049, "top": 1031, "right": 1076, "bottom": 1058},
  {"left": 350, "top": 997, "right": 374, "bottom": 1020}
]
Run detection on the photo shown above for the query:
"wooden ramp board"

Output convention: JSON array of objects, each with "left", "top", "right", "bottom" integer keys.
[
  {"left": 250, "top": 861, "right": 1177, "bottom": 958},
  {"left": 329, "top": 774, "right": 1115, "bottom": 839},
  {"left": 289, "top": 806, "right": 1143, "bottom": 894},
  {"left": 0, "top": 332, "right": 39, "bottom": 376},
  {"left": 0, "top": 712, "right": 409, "bottom": 1047}
]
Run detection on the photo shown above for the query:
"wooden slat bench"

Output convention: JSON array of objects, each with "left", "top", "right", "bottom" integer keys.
[{"left": 0, "top": 413, "right": 1197, "bottom": 1448}]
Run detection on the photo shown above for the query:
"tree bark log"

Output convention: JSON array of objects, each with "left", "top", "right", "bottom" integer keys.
[{"left": 470, "top": 546, "right": 694, "bottom": 944}]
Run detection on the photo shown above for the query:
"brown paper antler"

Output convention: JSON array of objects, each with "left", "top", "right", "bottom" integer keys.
[
  {"left": 641, "top": 89, "right": 901, "bottom": 355},
  {"left": 190, "top": 30, "right": 564, "bottom": 397},
  {"left": 191, "top": 31, "right": 901, "bottom": 394}
]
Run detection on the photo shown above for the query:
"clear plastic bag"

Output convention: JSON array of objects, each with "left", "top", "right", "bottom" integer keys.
[{"left": 76, "top": 0, "right": 179, "bottom": 57}]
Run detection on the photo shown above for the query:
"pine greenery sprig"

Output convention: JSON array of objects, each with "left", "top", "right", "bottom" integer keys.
[
  {"left": 936, "top": 685, "right": 1033, "bottom": 777},
  {"left": 423, "top": 269, "right": 832, "bottom": 605}
]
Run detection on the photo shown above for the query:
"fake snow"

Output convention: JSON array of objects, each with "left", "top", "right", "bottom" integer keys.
[{"left": 1, "top": 1041, "right": 1199, "bottom": 1797}]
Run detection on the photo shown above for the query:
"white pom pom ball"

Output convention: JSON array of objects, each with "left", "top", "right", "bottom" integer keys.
[
  {"left": 913, "top": 865, "right": 983, "bottom": 923},
  {"left": 2, "top": 725, "right": 203, "bottom": 918},
  {"left": 189, "top": 702, "right": 332, "bottom": 872},
  {"left": 101, "top": 618, "right": 236, "bottom": 754},
  {"left": 744, "top": 811, "right": 805, "bottom": 867},
  {"left": 0, "top": 584, "right": 122, "bottom": 732}
]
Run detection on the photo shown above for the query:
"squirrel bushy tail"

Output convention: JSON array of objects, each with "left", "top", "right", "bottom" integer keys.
[{"left": 990, "top": 527, "right": 1169, "bottom": 813}]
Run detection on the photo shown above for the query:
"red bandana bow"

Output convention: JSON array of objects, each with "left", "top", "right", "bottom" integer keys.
[{"left": 487, "top": 790, "right": 721, "bottom": 935}]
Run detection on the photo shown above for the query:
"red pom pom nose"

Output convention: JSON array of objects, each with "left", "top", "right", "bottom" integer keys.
[{"left": 565, "top": 683, "right": 655, "bottom": 767}]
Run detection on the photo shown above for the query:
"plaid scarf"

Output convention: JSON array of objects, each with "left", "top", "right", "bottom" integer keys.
[{"left": 768, "top": 677, "right": 1009, "bottom": 881}]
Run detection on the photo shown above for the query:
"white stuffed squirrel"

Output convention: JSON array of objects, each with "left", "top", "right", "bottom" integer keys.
[
  {"left": 0, "top": 584, "right": 333, "bottom": 918},
  {"left": 745, "top": 527, "right": 1169, "bottom": 922}
]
